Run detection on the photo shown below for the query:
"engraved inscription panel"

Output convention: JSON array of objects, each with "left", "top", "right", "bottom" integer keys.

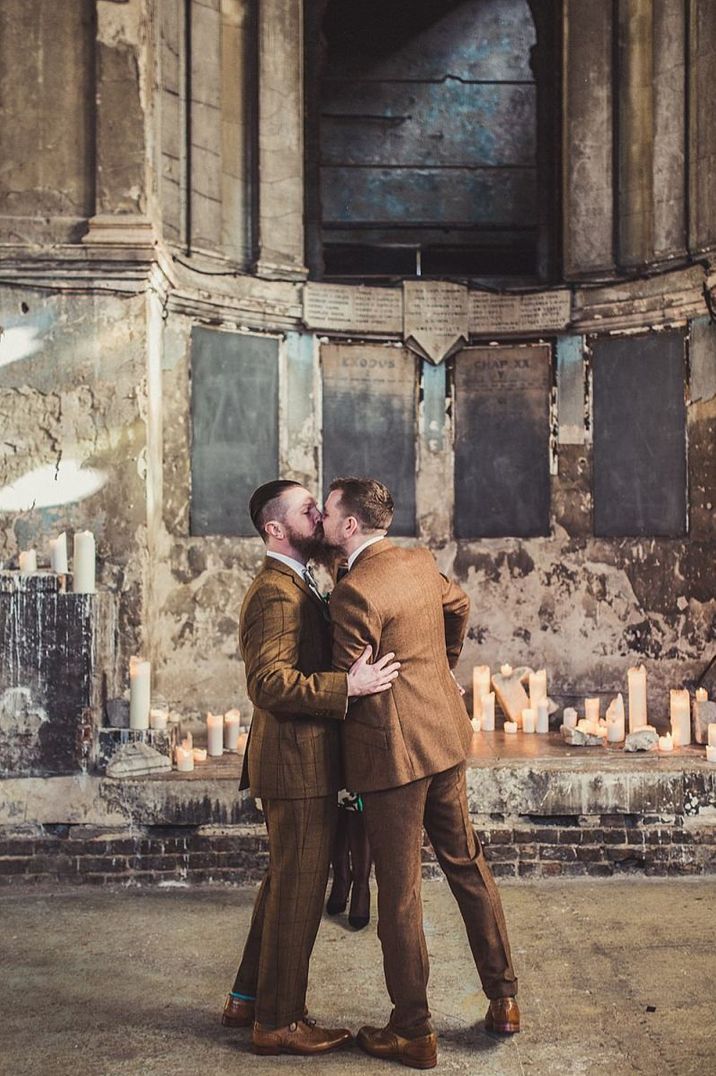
[
  {"left": 322, "top": 344, "right": 417, "bottom": 536},
  {"left": 469, "top": 290, "right": 571, "bottom": 335},
  {"left": 455, "top": 345, "right": 551, "bottom": 538},
  {"left": 304, "top": 283, "right": 402, "bottom": 333},
  {"left": 404, "top": 280, "right": 468, "bottom": 364}
]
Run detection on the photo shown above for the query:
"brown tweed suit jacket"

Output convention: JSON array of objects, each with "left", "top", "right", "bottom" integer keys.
[
  {"left": 330, "top": 539, "right": 472, "bottom": 793},
  {"left": 239, "top": 558, "right": 348, "bottom": 799}
]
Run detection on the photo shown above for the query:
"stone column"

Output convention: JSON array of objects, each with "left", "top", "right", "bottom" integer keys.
[
  {"left": 653, "top": 0, "right": 687, "bottom": 261},
  {"left": 617, "top": 0, "right": 654, "bottom": 268},
  {"left": 255, "top": 0, "right": 307, "bottom": 279},
  {"left": 688, "top": 0, "right": 716, "bottom": 252},
  {"left": 562, "top": 0, "right": 615, "bottom": 277},
  {"left": 84, "top": 0, "right": 155, "bottom": 246}
]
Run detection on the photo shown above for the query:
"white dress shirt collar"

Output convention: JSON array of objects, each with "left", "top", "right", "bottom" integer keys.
[
  {"left": 347, "top": 533, "right": 386, "bottom": 571},
  {"left": 266, "top": 550, "right": 307, "bottom": 580}
]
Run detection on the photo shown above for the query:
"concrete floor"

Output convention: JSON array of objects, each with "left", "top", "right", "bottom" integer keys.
[{"left": 1, "top": 879, "right": 714, "bottom": 1076}]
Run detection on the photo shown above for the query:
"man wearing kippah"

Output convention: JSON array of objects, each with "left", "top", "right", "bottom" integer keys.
[{"left": 222, "top": 480, "right": 399, "bottom": 1057}]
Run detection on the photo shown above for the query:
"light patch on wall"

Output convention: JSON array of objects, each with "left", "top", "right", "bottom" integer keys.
[
  {"left": 0, "top": 325, "right": 43, "bottom": 368},
  {"left": 0, "top": 460, "right": 106, "bottom": 512}
]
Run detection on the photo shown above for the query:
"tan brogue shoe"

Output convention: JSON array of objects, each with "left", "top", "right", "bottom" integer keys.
[
  {"left": 357, "top": 1025, "right": 437, "bottom": 1069},
  {"left": 222, "top": 994, "right": 254, "bottom": 1028},
  {"left": 485, "top": 997, "right": 520, "bottom": 1034},
  {"left": 252, "top": 1016, "right": 352, "bottom": 1056}
]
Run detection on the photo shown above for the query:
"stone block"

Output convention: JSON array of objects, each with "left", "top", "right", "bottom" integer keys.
[
  {"left": 624, "top": 726, "right": 659, "bottom": 752},
  {"left": 106, "top": 742, "right": 172, "bottom": 779}
]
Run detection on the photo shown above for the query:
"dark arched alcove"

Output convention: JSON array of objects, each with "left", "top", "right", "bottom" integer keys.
[{"left": 305, "top": 0, "right": 560, "bottom": 282}]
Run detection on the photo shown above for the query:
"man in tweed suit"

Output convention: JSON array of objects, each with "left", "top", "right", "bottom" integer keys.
[
  {"left": 323, "top": 477, "right": 519, "bottom": 1070},
  {"left": 223, "top": 479, "right": 399, "bottom": 1057}
]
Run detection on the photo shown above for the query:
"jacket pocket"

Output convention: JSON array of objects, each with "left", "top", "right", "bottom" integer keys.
[{"left": 343, "top": 720, "right": 390, "bottom": 751}]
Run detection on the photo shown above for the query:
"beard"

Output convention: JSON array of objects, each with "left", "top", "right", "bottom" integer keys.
[{"left": 284, "top": 522, "right": 334, "bottom": 566}]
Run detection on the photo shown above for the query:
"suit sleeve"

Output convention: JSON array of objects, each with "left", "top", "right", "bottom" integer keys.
[
  {"left": 330, "top": 581, "right": 383, "bottom": 674},
  {"left": 440, "top": 573, "right": 470, "bottom": 668},
  {"left": 242, "top": 585, "right": 348, "bottom": 720}
]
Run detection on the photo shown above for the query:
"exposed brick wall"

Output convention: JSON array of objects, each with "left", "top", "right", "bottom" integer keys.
[{"left": 1, "top": 812, "right": 714, "bottom": 886}]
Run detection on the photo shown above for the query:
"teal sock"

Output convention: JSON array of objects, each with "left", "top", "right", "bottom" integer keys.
[{"left": 231, "top": 990, "right": 256, "bottom": 1001}]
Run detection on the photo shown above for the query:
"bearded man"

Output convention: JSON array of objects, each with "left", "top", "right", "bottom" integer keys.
[{"left": 222, "top": 479, "right": 399, "bottom": 1057}]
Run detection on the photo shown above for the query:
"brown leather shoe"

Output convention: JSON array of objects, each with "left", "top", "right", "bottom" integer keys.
[
  {"left": 485, "top": 997, "right": 520, "bottom": 1034},
  {"left": 222, "top": 994, "right": 254, "bottom": 1027},
  {"left": 252, "top": 1016, "right": 352, "bottom": 1056},
  {"left": 357, "top": 1025, "right": 437, "bottom": 1069}
]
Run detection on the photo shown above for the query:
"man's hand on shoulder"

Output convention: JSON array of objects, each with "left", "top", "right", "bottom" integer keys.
[{"left": 347, "top": 645, "right": 400, "bottom": 698}]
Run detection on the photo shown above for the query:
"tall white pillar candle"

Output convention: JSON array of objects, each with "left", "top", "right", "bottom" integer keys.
[
  {"left": 670, "top": 689, "right": 691, "bottom": 747},
  {"left": 529, "top": 669, "right": 547, "bottom": 708},
  {"left": 706, "top": 745, "right": 716, "bottom": 763},
  {"left": 535, "top": 700, "right": 549, "bottom": 734},
  {"left": 708, "top": 724, "right": 716, "bottom": 748},
  {"left": 207, "top": 712, "right": 224, "bottom": 757},
  {"left": 19, "top": 550, "right": 37, "bottom": 574},
  {"left": 563, "top": 707, "right": 578, "bottom": 729},
  {"left": 129, "top": 657, "right": 151, "bottom": 730},
  {"left": 224, "top": 709, "right": 241, "bottom": 751},
  {"left": 605, "top": 694, "right": 625, "bottom": 742},
  {"left": 49, "top": 533, "right": 68, "bottom": 574},
  {"left": 522, "top": 709, "right": 536, "bottom": 733},
  {"left": 472, "top": 666, "right": 491, "bottom": 720},
  {"left": 72, "top": 531, "right": 96, "bottom": 593},
  {"left": 627, "top": 665, "right": 647, "bottom": 731},
  {"left": 481, "top": 691, "right": 495, "bottom": 731},
  {"left": 585, "top": 698, "right": 600, "bottom": 723}
]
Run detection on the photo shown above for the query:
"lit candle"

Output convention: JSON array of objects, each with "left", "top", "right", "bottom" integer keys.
[
  {"left": 224, "top": 708, "right": 241, "bottom": 751},
  {"left": 535, "top": 700, "right": 549, "bottom": 734},
  {"left": 175, "top": 743, "right": 194, "bottom": 772},
  {"left": 522, "top": 708, "right": 536, "bottom": 734},
  {"left": 706, "top": 745, "right": 716, "bottom": 764},
  {"left": 237, "top": 731, "right": 249, "bottom": 754},
  {"left": 72, "top": 531, "right": 96, "bottom": 593},
  {"left": 585, "top": 698, "right": 600, "bottom": 723},
  {"left": 605, "top": 693, "right": 625, "bottom": 742},
  {"left": 563, "top": 707, "right": 578, "bottom": 729},
  {"left": 658, "top": 733, "right": 674, "bottom": 752},
  {"left": 627, "top": 665, "right": 647, "bottom": 732},
  {"left": 504, "top": 721, "right": 518, "bottom": 734},
  {"left": 182, "top": 732, "right": 193, "bottom": 751},
  {"left": 696, "top": 688, "right": 708, "bottom": 702},
  {"left": 207, "top": 712, "right": 224, "bottom": 757},
  {"left": 708, "top": 724, "right": 716, "bottom": 748},
  {"left": 471, "top": 717, "right": 481, "bottom": 733},
  {"left": 192, "top": 748, "right": 207, "bottom": 763},
  {"left": 669, "top": 689, "right": 691, "bottom": 747},
  {"left": 48, "top": 533, "right": 68, "bottom": 573},
  {"left": 149, "top": 708, "right": 168, "bottom": 731},
  {"left": 19, "top": 550, "right": 37, "bottom": 574},
  {"left": 129, "top": 657, "right": 151, "bottom": 730},
  {"left": 528, "top": 669, "right": 547, "bottom": 708},
  {"left": 481, "top": 691, "right": 496, "bottom": 731},
  {"left": 500, "top": 663, "right": 513, "bottom": 677},
  {"left": 472, "top": 665, "right": 491, "bottom": 720}
]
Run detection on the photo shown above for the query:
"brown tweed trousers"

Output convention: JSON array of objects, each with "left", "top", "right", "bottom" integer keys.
[
  {"left": 330, "top": 539, "right": 518, "bottom": 1034},
  {"left": 232, "top": 557, "right": 348, "bottom": 1027}
]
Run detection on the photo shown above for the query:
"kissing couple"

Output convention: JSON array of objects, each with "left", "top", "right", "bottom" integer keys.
[{"left": 222, "top": 476, "right": 519, "bottom": 1069}]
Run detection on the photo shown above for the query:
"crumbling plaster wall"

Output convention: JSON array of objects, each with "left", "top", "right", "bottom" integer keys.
[
  {"left": 0, "top": 287, "right": 151, "bottom": 676},
  {"left": 152, "top": 311, "right": 715, "bottom": 728}
]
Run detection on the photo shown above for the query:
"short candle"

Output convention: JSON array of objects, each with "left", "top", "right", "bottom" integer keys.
[
  {"left": 504, "top": 721, "right": 518, "bottom": 734},
  {"left": 658, "top": 733, "right": 674, "bottom": 752},
  {"left": 706, "top": 745, "right": 716, "bottom": 764},
  {"left": 149, "top": 708, "right": 168, "bottom": 732},
  {"left": 175, "top": 743, "right": 194, "bottom": 772},
  {"left": 224, "top": 708, "right": 241, "bottom": 751},
  {"left": 192, "top": 748, "right": 207, "bottom": 763},
  {"left": 19, "top": 550, "right": 37, "bottom": 574},
  {"left": 563, "top": 707, "right": 578, "bottom": 729},
  {"left": 535, "top": 700, "right": 549, "bottom": 734},
  {"left": 522, "top": 709, "right": 536, "bottom": 734},
  {"left": 49, "top": 533, "right": 68, "bottom": 574},
  {"left": 500, "top": 664, "right": 513, "bottom": 677}
]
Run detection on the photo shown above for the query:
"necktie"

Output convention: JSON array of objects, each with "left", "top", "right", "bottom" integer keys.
[{"left": 303, "top": 567, "right": 325, "bottom": 602}]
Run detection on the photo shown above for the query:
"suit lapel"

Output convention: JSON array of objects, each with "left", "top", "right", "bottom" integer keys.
[{"left": 263, "top": 557, "right": 329, "bottom": 617}]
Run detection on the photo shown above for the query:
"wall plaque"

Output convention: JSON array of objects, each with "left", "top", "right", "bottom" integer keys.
[
  {"left": 321, "top": 344, "right": 417, "bottom": 536},
  {"left": 303, "top": 283, "right": 402, "bottom": 334},
  {"left": 454, "top": 345, "right": 551, "bottom": 538},
  {"left": 469, "top": 289, "right": 571, "bottom": 336},
  {"left": 403, "top": 281, "right": 468, "bottom": 364}
]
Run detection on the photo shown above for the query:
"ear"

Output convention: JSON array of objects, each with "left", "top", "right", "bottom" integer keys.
[
  {"left": 345, "top": 515, "right": 359, "bottom": 538},
  {"left": 265, "top": 521, "right": 283, "bottom": 540}
]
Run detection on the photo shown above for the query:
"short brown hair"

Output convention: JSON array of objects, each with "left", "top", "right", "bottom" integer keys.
[
  {"left": 328, "top": 476, "right": 394, "bottom": 532},
  {"left": 249, "top": 479, "right": 302, "bottom": 540}
]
